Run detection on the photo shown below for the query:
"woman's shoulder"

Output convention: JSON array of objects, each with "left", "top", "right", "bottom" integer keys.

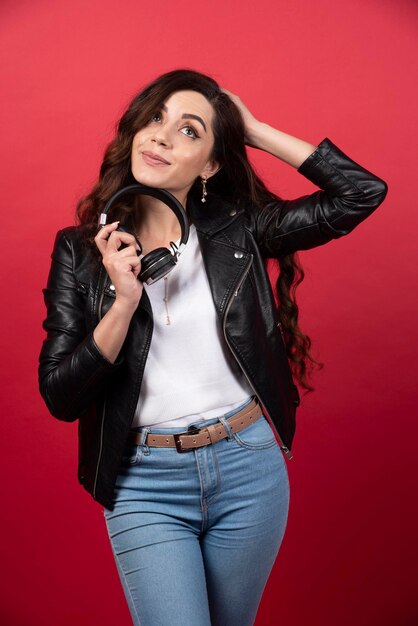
[
  {"left": 58, "top": 222, "right": 93, "bottom": 241},
  {"left": 52, "top": 223, "right": 97, "bottom": 252},
  {"left": 50, "top": 223, "right": 99, "bottom": 270}
]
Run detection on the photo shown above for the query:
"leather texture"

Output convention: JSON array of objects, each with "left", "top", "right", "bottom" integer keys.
[{"left": 38, "top": 137, "right": 388, "bottom": 510}]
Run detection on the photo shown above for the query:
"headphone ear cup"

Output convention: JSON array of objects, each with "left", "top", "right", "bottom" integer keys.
[{"left": 139, "top": 247, "right": 177, "bottom": 284}]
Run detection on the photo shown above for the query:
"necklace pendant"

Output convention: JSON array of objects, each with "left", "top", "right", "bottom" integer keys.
[{"left": 163, "top": 276, "right": 171, "bottom": 324}]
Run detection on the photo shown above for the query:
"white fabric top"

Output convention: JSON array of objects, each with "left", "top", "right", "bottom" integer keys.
[{"left": 131, "top": 223, "right": 253, "bottom": 428}]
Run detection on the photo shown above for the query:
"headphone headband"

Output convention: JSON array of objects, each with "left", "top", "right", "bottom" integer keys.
[{"left": 99, "top": 183, "right": 190, "bottom": 248}]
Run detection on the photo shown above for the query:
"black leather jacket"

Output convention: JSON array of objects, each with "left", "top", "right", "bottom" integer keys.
[{"left": 38, "top": 137, "right": 388, "bottom": 510}]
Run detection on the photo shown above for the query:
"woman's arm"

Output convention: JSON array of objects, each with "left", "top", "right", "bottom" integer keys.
[
  {"left": 252, "top": 136, "right": 388, "bottom": 257},
  {"left": 39, "top": 220, "right": 143, "bottom": 422},
  {"left": 92, "top": 221, "right": 143, "bottom": 361},
  {"left": 93, "top": 300, "right": 137, "bottom": 363},
  {"left": 38, "top": 229, "right": 128, "bottom": 422},
  {"left": 223, "top": 88, "right": 388, "bottom": 257},
  {"left": 246, "top": 122, "right": 318, "bottom": 169},
  {"left": 222, "top": 88, "right": 318, "bottom": 167}
]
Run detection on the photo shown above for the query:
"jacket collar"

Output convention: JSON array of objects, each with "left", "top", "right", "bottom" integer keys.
[{"left": 186, "top": 192, "right": 245, "bottom": 237}]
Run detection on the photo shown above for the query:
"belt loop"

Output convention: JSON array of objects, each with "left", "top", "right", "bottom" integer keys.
[
  {"left": 140, "top": 426, "right": 151, "bottom": 454},
  {"left": 218, "top": 415, "right": 234, "bottom": 440}
]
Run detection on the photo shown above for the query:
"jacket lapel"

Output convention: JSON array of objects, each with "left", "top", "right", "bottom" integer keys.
[
  {"left": 187, "top": 193, "right": 251, "bottom": 317},
  {"left": 115, "top": 192, "right": 249, "bottom": 328}
]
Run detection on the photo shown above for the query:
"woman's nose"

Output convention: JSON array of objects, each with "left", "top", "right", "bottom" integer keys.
[{"left": 152, "top": 128, "right": 171, "bottom": 147}]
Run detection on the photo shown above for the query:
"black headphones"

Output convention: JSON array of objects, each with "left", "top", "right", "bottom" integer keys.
[{"left": 99, "top": 183, "right": 190, "bottom": 285}]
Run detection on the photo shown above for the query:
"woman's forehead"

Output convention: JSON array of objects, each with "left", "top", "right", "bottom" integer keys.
[{"left": 162, "top": 90, "right": 214, "bottom": 120}]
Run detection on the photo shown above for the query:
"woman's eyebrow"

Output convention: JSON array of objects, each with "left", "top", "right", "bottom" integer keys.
[
  {"left": 160, "top": 103, "right": 207, "bottom": 133},
  {"left": 181, "top": 114, "right": 207, "bottom": 133}
]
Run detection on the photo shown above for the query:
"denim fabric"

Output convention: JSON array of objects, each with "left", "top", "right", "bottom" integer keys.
[{"left": 103, "top": 397, "right": 290, "bottom": 626}]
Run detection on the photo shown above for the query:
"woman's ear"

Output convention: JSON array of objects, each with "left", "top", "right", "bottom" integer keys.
[{"left": 201, "top": 159, "right": 222, "bottom": 180}]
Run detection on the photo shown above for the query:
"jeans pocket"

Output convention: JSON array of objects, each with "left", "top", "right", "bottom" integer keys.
[
  {"left": 120, "top": 443, "right": 144, "bottom": 466},
  {"left": 232, "top": 415, "right": 278, "bottom": 450}
]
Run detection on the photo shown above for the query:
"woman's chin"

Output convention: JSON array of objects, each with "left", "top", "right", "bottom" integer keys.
[
  {"left": 131, "top": 173, "right": 167, "bottom": 188},
  {"left": 130, "top": 172, "right": 191, "bottom": 203}
]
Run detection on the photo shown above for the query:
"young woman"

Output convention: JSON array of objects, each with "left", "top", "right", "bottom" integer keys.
[{"left": 38, "top": 68, "right": 388, "bottom": 626}]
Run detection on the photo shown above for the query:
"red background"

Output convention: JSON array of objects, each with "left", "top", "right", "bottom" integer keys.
[{"left": 1, "top": 1, "right": 417, "bottom": 624}]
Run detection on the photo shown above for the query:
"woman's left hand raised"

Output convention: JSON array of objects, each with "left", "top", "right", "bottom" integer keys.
[
  {"left": 221, "top": 87, "right": 261, "bottom": 148},
  {"left": 222, "top": 87, "right": 318, "bottom": 168}
]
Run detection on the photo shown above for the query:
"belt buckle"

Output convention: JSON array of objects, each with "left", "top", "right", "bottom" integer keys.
[{"left": 173, "top": 425, "right": 201, "bottom": 453}]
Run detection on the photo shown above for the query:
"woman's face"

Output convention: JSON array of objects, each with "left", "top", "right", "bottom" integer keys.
[{"left": 130, "top": 90, "right": 220, "bottom": 204}]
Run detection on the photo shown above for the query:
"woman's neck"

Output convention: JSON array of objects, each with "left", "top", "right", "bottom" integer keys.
[{"left": 133, "top": 195, "right": 183, "bottom": 242}]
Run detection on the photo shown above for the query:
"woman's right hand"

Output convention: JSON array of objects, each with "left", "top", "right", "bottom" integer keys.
[{"left": 94, "top": 221, "right": 143, "bottom": 309}]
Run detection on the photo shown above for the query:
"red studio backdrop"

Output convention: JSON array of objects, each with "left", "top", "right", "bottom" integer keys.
[{"left": 0, "top": 1, "right": 417, "bottom": 624}]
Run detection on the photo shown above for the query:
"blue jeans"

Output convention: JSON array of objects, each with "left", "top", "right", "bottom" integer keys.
[{"left": 103, "top": 397, "right": 290, "bottom": 626}]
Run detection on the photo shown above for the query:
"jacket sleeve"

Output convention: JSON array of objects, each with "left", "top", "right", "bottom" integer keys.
[
  {"left": 38, "top": 229, "right": 124, "bottom": 422},
  {"left": 253, "top": 137, "right": 388, "bottom": 258}
]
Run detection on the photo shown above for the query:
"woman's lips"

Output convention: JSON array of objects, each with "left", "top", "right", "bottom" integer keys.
[{"left": 141, "top": 152, "right": 171, "bottom": 167}]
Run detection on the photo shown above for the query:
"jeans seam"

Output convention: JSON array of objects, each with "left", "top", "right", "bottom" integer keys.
[
  {"left": 202, "top": 446, "right": 222, "bottom": 509},
  {"left": 232, "top": 435, "right": 278, "bottom": 450},
  {"left": 195, "top": 450, "right": 208, "bottom": 532},
  {"left": 109, "top": 536, "right": 143, "bottom": 626}
]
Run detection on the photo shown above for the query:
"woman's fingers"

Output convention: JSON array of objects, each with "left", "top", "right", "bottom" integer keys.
[
  {"left": 95, "top": 223, "right": 141, "bottom": 256},
  {"left": 111, "top": 252, "right": 141, "bottom": 273},
  {"left": 110, "top": 232, "right": 141, "bottom": 254},
  {"left": 94, "top": 222, "right": 120, "bottom": 255},
  {"left": 111, "top": 244, "right": 140, "bottom": 258},
  {"left": 220, "top": 87, "right": 259, "bottom": 144},
  {"left": 221, "top": 87, "right": 243, "bottom": 106},
  {"left": 93, "top": 222, "right": 144, "bottom": 305}
]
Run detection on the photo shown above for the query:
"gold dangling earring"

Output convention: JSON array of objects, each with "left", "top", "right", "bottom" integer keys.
[{"left": 201, "top": 176, "right": 208, "bottom": 203}]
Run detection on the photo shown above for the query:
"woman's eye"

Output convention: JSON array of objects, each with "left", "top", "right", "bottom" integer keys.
[
  {"left": 181, "top": 126, "right": 198, "bottom": 139},
  {"left": 150, "top": 112, "right": 161, "bottom": 122}
]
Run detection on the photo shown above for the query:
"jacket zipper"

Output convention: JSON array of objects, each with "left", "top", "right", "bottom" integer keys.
[
  {"left": 93, "top": 282, "right": 154, "bottom": 499},
  {"left": 277, "top": 320, "right": 285, "bottom": 343},
  {"left": 93, "top": 397, "right": 106, "bottom": 498},
  {"left": 222, "top": 254, "right": 294, "bottom": 460},
  {"left": 93, "top": 281, "right": 106, "bottom": 500}
]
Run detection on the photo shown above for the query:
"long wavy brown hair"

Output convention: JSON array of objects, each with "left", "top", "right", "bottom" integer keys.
[{"left": 75, "top": 68, "right": 323, "bottom": 393}]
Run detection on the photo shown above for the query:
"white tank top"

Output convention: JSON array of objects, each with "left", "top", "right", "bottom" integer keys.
[{"left": 131, "top": 223, "right": 253, "bottom": 428}]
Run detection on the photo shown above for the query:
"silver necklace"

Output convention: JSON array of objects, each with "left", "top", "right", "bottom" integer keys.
[
  {"left": 163, "top": 275, "right": 171, "bottom": 325},
  {"left": 162, "top": 239, "right": 182, "bottom": 325}
]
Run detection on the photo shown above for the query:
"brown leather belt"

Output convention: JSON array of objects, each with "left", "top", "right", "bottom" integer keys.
[{"left": 127, "top": 397, "right": 263, "bottom": 453}]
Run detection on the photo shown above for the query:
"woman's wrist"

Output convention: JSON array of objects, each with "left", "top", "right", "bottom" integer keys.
[
  {"left": 113, "top": 296, "right": 140, "bottom": 317},
  {"left": 220, "top": 88, "right": 317, "bottom": 168},
  {"left": 92, "top": 298, "right": 138, "bottom": 364},
  {"left": 246, "top": 121, "right": 318, "bottom": 169},
  {"left": 245, "top": 120, "right": 267, "bottom": 149}
]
